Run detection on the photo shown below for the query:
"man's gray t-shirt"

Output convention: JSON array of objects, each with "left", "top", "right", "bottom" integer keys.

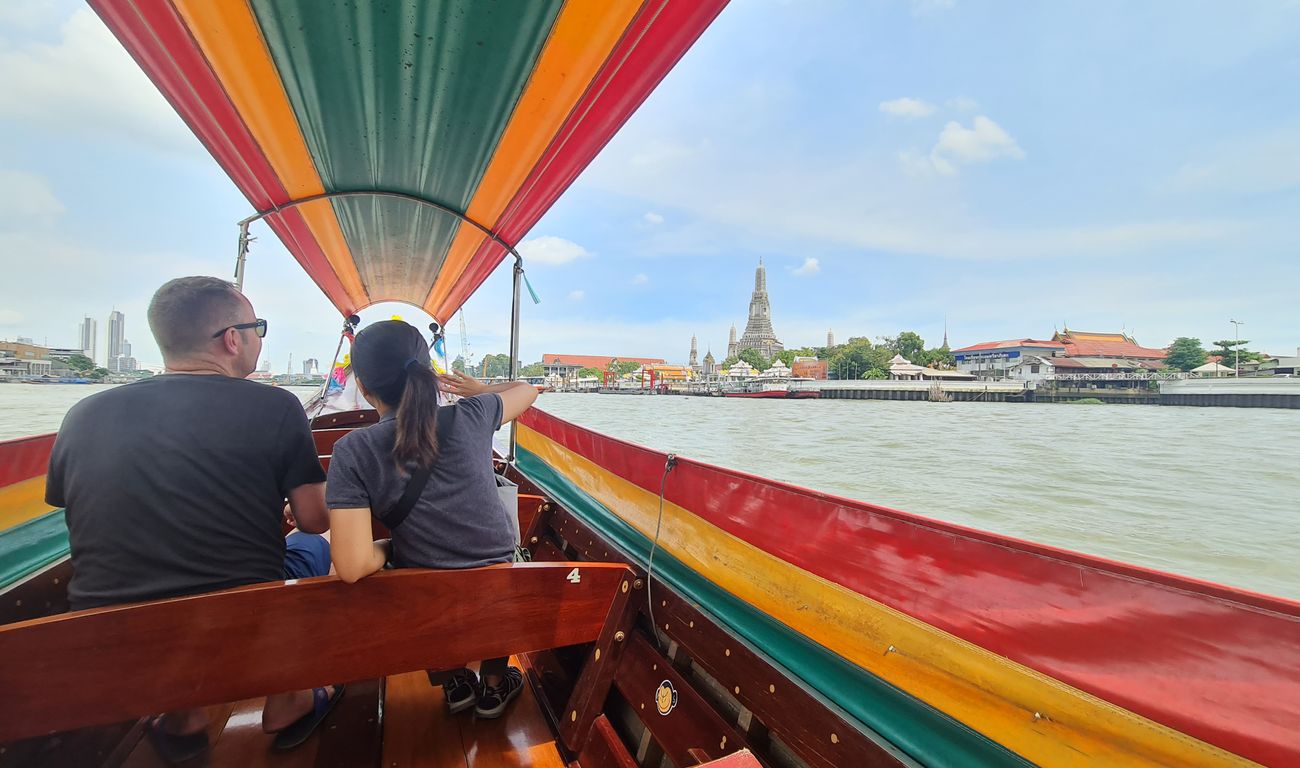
[
  {"left": 325, "top": 393, "right": 514, "bottom": 569},
  {"left": 46, "top": 375, "right": 326, "bottom": 610}
]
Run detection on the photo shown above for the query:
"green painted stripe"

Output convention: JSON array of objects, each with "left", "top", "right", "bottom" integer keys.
[
  {"left": 250, "top": 0, "right": 565, "bottom": 301},
  {"left": 0, "top": 509, "right": 69, "bottom": 591},
  {"left": 516, "top": 447, "right": 1030, "bottom": 768}
]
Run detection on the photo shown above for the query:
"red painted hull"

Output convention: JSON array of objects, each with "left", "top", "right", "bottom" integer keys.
[
  {"left": 723, "top": 390, "right": 820, "bottom": 399},
  {"left": 519, "top": 408, "right": 1300, "bottom": 766},
  {"left": 722, "top": 390, "right": 788, "bottom": 398}
]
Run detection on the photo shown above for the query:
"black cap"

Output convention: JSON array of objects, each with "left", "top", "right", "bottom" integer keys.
[{"left": 351, "top": 320, "right": 431, "bottom": 404}]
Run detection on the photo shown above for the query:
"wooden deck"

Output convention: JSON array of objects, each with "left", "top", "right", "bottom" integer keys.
[{"left": 112, "top": 662, "right": 565, "bottom": 768}]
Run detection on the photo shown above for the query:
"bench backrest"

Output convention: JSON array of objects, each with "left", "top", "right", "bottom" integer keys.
[{"left": 0, "top": 561, "right": 631, "bottom": 742}]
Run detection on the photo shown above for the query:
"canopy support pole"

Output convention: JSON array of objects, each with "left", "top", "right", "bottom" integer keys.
[
  {"left": 507, "top": 252, "right": 524, "bottom": 465},
  {"left": 233, "top": 220, "right": 251, "bottom": 292}
]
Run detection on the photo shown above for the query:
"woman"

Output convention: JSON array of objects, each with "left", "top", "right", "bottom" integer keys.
[{"left": 325, "top": 320, "right": 538, "bottom": 718}]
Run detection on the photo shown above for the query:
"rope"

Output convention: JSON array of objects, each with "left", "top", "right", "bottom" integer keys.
[{"left": 645, "top": 453, "right": 677, "bottom": 649}]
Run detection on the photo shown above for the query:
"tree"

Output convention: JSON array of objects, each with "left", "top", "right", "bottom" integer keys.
[
  {"left": 452, "top": 355, "right": 466, "bottom": 373},
  {"left": 737, "top": 348, "right": 768, "bottom": 371},
  {"left": 1164, "top": 338, "right": 1208, "bottom": 372},
  {"left": 519, "top": 362, "right": 544, "bottom": 377},
  {"left": 612, "top": 361, "right": 642, "bottom": 376},
  {"left": 774, "top": 350, "right": 798, "bottom": 367},
  {"left": 720, "top": 355, "right": 740, "bottom": 368},
  {"left": 828, "top": 337, "right": 889, "bottom": 379},
  {"left": 862, "top": 368, "right": 887, "bottom": 380},
  {"left": 88, "top": 367, "right": 110, "bottom": 382},
  {"left": 923, "top": 346, "right": 955, "bottom": 369},
  {"left": 1210, "top": 339, "right": 1263, "bottom": 371},
  {"left": 881, "top": 331, "right": 926, "bottom": 362},
  {"left": 577, "top": 367, "right": 602, "bottom": 379},
  {"left": 65, "top": 354, "right": 95, "bottom": 373},
  {"left": 479, "top": 353, "right": 512, "bottom": 378}
]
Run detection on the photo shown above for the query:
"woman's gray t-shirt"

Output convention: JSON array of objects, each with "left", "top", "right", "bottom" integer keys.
[{"left": 325, "top": 394, "right": 514, "bottom": 569}]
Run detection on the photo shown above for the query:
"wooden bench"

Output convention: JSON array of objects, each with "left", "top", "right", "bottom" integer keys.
[{"left": 0, "top": 562, "right": 633, "bottom": 743}]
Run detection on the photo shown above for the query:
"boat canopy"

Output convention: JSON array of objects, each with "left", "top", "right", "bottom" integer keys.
[{"left": 90, "top": 0, "right": 727, "bottom": 319}]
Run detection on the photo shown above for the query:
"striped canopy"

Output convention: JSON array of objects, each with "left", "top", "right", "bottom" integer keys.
[{"left": 90, "top": 0, "right": 728, "bottom": 319}]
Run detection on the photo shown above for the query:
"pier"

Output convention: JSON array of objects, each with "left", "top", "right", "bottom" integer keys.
[
  {"left": 1159, "top": 378, "right": 1300, "bottom": 409},
  {"left": 804, "top": 380, "right": 1028, "bottom": 403},
  {"left": 788, "top": 378, "right": 1300, "bottom": 408}
]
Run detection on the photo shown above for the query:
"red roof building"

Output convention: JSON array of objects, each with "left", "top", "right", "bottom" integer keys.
[
  {"left": 542, "top": 354, "right": 666, "bottom": 377},
  {"left": 1051, "top": 330, "right": 1166, "bottom": 360}
]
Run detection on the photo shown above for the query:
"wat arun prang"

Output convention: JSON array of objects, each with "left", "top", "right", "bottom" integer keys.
[{"left": 727, "top": 258, "right": 784, "bottom": 360}]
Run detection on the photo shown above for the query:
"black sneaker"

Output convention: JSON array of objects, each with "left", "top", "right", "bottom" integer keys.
[
  {"left": 442, "top": 668, "right": 480, "bottom": 714},
  {"left": 474, "top": 666, "right": 523, "bottom": 719}
]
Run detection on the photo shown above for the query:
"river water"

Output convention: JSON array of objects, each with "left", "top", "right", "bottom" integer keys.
[{"left": 4, "top": 384, "right": 1297, "bottom": 600}]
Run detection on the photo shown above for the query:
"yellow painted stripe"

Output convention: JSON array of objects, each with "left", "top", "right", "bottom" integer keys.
[
  {"left": 519, "top": 425, "right": 1256, "bottom": 767},
  {"left": 0, "top": 477, "right": 55, "bottom": 532},
  {"left": 172, "top": 0, "right": 368, "bottom": 309},
  {"left": 422, "top": 0, "right": 643, "bottom": 314}
]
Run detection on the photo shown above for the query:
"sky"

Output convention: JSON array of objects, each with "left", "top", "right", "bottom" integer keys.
[{"left": 2, "top": 0, "right": 1298, "bottom": 372}]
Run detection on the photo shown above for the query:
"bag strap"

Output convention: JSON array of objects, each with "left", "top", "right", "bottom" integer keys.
[{"left": 379, "top": 464, "right": 432, "bottom": 530}]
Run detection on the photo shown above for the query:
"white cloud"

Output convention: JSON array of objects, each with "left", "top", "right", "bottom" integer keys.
[
  {"left": 644, "top": 212, "right": 665, "bottom": 225},
  {"left": 0, "top": 170, "right": 64, "bottom": 226},
  {"left": 632, "top": 273, "right": 650, "bottom": 285},
  {"left": 947, "top": 96, "right": 980, "bottom": 112},
  {"left": 879, "top": 97, "right": 935, "bottom": 119},
  {"left": 791, "top": 257, "right": 820, "bottom": 276},
  {"left": 518, "top": 236, "right": 592, "bottom": 266},
  {"left": 0, "top": 9, "right": 198, "bottom": 154},
  {"left": 0, "top": 309, "right": 24, "bottom": 326},
  {"left": 567, "top": 290, "right": 586, "bottom": 302},
  {"left": 929, "top": 116, "right": 1024, "bottom": 175}
]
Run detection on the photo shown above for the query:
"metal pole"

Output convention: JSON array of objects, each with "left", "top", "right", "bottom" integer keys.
[
  {"left": 1230, "top": 319, "right": 1243, "bottom": 377},
  {"left": 507, "top": 253, "right": 524, "bottom": 464},
  {"left": 233, "top": 220, "right": 251, "bottom": 291}
]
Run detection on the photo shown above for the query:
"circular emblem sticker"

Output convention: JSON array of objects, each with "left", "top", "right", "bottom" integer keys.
[{"left": 655, "top": 680, "right": 678, "bottom": 716}]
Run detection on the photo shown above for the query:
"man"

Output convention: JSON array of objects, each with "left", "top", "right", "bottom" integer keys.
[{"left": 46, "top": 276, "right": 341, "bottom": 762}]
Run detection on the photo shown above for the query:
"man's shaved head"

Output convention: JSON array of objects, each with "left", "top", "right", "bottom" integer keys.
[{"left": 147, "top": 276, "right": 249, "bottom": 361}]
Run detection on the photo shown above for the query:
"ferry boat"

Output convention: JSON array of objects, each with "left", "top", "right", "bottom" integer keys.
[
  {"left": 722, "top": 378, "right": 821, "bottom": 399},
  {"left": 2, "top": 3, "right": 1298, "bottom": 767}
]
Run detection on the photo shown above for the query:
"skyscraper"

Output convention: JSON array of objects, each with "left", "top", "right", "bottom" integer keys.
[
  {"left": 78, "top": 316, "right": 98, "bottom": 365},
  {"left": 107, "top": 310, "right": 125, "bottom": 362}
]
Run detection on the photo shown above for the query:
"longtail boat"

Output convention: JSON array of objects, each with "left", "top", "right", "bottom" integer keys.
[{"left": 2, "top": 2, "right": 1299, "bottom": 766}]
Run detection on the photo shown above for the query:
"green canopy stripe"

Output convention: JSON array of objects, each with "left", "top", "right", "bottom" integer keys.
[{"left": 249, "top": 0, "right": 566, "bottom": 302}]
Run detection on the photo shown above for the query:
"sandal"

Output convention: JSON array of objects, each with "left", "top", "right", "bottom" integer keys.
[
  {"left": 271, "top": 684, "right": 346, "bottom": 751},
  {"left": 147, "top": 715, "right": 210, "bottom": 764}
]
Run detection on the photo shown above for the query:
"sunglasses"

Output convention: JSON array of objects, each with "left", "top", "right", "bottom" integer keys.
[{"left": 212, "top": 318, "right": 268, "bottom": 339}]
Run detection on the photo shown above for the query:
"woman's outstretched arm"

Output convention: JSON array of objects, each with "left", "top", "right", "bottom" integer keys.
[
  {"left": 328, "top": 507, "right": 389, "bottom": 583},
  {"left": 439, "top": 371, "right": 538, "bottom": 424}
]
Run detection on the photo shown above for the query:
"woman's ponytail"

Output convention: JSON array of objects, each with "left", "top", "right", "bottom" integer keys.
[{"left": 393, "top": 362, "right": 439, "bottom": 470}]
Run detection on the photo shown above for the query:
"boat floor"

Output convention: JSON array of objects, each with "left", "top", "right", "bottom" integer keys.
[{"left": 118, "top": 659, "right": 565, "bottom": 768}]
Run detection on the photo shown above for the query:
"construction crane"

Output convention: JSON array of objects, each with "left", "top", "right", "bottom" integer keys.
[{"left": 457, "top": 310, "right": 474, "bottom": 376}]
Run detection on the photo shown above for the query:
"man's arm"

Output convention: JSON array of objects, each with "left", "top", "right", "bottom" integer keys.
[{"left": 287, "top": 482, "right": 329, "bottom": 534}]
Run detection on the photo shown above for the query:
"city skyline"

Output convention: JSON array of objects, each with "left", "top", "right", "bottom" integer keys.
[{"left": 1, "top": 2, "right": 1297, "bottom": 368}]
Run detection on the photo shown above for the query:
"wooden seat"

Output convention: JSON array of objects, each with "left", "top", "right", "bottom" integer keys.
[{"left": 0, "top": 562, "right": 633, "bottom": 744}]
